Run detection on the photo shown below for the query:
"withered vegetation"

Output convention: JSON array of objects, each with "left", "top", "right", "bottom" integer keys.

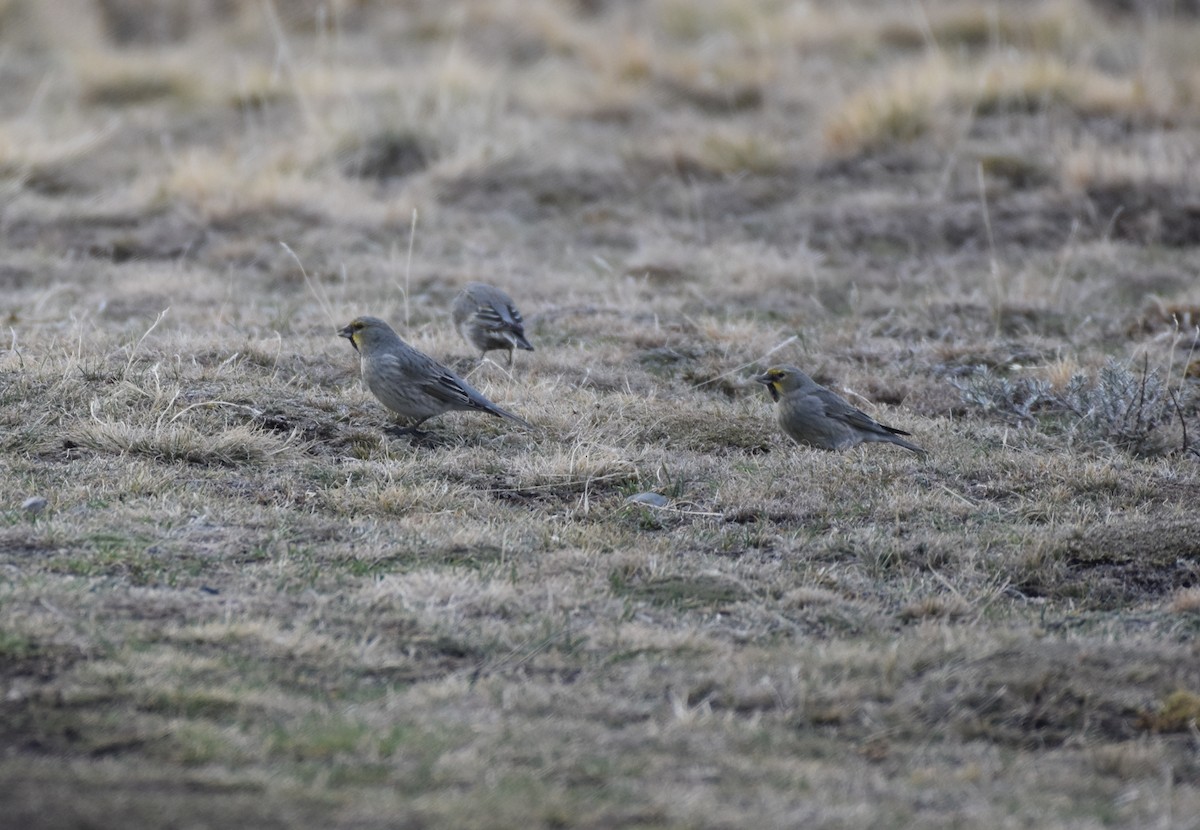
[{"left": 1, "top": 1, "right": 1199, "bottom": 827}]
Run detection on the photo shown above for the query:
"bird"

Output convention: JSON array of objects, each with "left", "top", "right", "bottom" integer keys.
[
  {"left": 754, "top": 365, "right": 926, "bottom": 455},
  {"left": 338, "top": 315, "right": 531, "bottom": 432},
  {"left": 451, "top": 282, "right": 534, "bottom": 365}
]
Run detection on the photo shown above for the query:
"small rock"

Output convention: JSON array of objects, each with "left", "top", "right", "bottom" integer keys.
[
  {"left": 21, "top": 496, "right": 48, "bottom": 516},
  {"left": 626, "top": 492, "right": 669, "bottom": 508}
]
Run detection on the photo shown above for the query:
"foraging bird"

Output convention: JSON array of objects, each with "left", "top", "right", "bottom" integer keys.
[
  {"left": 452, "top": 282, "right": 534, "bottom": 365},
  {"left": 754, "top": 365, "right": 926, "bottom": 455},
  {"left": 338, "top": 315, "right": 531, "bottom": 431}
]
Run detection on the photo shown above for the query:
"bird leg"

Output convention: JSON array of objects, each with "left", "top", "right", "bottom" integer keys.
[{"left": 384, "top": 420, "right": 430, "bottom": 438}]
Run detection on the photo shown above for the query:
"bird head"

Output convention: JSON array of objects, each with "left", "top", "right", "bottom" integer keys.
[
  {"left": 338, "top": 316, "right": 394, "bottom": 354},
  {"left": 753, "top": 365, "right": 806, "bottom": 401}
]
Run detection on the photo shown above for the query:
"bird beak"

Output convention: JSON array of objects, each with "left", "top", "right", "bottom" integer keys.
[
  {"left": 754, "top": 372, "right": 780, "bottom": 402},
  {"left": 338, "top": 325, "right": 358, "bottom": 351}
]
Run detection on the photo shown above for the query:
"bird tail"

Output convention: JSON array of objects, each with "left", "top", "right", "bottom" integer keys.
[
  {"left": 482, "top": 401, "right": 534, "bottom": 430},
  {"left": 887, "top": 434, "right": 928, "bottom": 456},
  {"left": 505, "top": 331, "right": 534, "bottom": 352},
  {"left": 875, "top": 423, "right": 926, "bottom": 455}
]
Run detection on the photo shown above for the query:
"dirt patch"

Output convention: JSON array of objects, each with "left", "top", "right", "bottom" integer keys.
[
  {"left": 1092, "top": 0, "right": 1200, "bottom": 17},
  {"left": 1056, "top": 517, "right": 1200, "bottom": 605},
  {"left": 804, "top": 192, "right": 1078, "bottom": 257},
  {"left": 655, "top": 75, "right": 764, "bottom": 114},
  {"left": 437, "top": 160, "right": 635, "bottom": 221},
  {"left": 0, "top": 529, "right": 60, "bottom": 559},
  {"left": 610, "top": 570, "right": 752, "bottom": 611},
  {"left": 338, "top": 130, "right": 432, "bottom": 181},
  {"left": 1086, "top": 182, "right": 1200, "bottom": 247},
  {"left": 0, "top": 765, "right": 355, "bottom": 830},
  {"left": 3, "top": 211, "right": 206, "bottom": 263},
  {"left": 0, "top": 265, "right": 35, "bottom": 290},
  {"left": 895, "top": 640, "right": 1200, "bottom": 747},
  {"left": 0, "top": 643, "right": 93, "bottom": 755},
  {"left": 96, "top": 0, "right": 236, "bottom": 45},
  {"left": 251, "top": 405, "right": 345, "bottom": 450}
]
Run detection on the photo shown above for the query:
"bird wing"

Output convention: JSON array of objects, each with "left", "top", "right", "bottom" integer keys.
[
  {"left": 421, "top": 368, "right": 532, "bottom": 427},
  {"left": 816, "top": 389, "right": 911, "bottom": 437},
  {"left": 504, "top": 302, "right": 524, "bottom": 328},
  {"left": 419, "top": 366, "right": 483, "bottom": 409},
  {"left": 369, "top": 350, "right": 465, "bottom": 404},
  {"left": 370, "top": 351, "right": 410, "bottom": 377},
  {"left": 475, "top": 301, "right": 524, "bottom": 334}
]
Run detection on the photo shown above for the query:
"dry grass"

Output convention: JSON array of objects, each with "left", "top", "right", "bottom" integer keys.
[{"left": 2, "top": 1, "right": 1200, "bottom": 828}]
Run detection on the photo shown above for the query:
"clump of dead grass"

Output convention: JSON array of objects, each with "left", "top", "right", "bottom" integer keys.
[
  {"left": 65, "top": 419, "right": 296, "bottom": 466},
  {"left": 1137, "top": 690, "right": 1200, "bottom": 733},
  {"left": 84, "top": 72, "right": 197, "bottom": 108},
  {"left": 1060, "top": 136, "right": 1200, "bottom": 192},
  {"left": 694, "top": 129, "right": 785, "bottom": 174},
  {"left": 628, "top": 130, "right": 788, "bottom": 178},
  {"left": 652, "top": 0, "right": 767, "bottom": 43},
  {"left": 73, "top": 50, "right": 204, "bottom": 107},
  {"left": 148, "top": 145, "right": 397, "bottom": 226},
  {"left": 879, "top": 0, "right": 1088, "bottom": 52},
  {"left": 824, "top": 49, "right": 1190, "bottom": 156},
  {"left": 898, "top": 594, "right": 972, "bottom": 622},
  {"left": 51, "top": 344, "right": 304, "bottom": 466},
  {"left": 1088, "top": 739, "right": 1169, "bottom": 780},
  {"left": 1168, "top": 587, "right": 1200, "bottom": 614},
  {"left": 1128, "top": 300, "right": 1200, "bottom": 344},
  {"left": 823, "top": 60, "right": 939, "bottom": 155},
  {"left": 0, "top": 120, "right": 120, "bottom": 183}
]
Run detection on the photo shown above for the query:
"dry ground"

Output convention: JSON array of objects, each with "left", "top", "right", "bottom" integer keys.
[{"left": 2, "top": 1, "right": 1200, "bottom": 827}]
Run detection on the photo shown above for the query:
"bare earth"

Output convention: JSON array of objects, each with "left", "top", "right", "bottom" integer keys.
[{"left": 2, "top": 1, "right": 1199, "bottom": 827}]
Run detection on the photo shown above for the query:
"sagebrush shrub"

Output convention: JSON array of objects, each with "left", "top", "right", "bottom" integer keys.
[{"left": 952, "top": 359, "right": 1193, "bottom": 455}]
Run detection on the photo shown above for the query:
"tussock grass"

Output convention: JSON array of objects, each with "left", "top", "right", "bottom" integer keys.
[
  {"left": 2, "top": 1, "right": 1200, "bottom": 828},
  {"left": 823, "top": 0, "right": 1200, "bottom": 158},
  {"left": 824, "top": 51, "right": 1191, "bottom": 156},
  {"left": 879, "top": 0, "right": 1091, "bottom": 51},
  {"left": 65, "top": 420, "right": 296, "bottom": 465},
  {"left": 1060, "top": 134, "right": 1200, "bottom": 190}
]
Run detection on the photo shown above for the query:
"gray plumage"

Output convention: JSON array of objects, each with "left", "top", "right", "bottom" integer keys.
[
  {"left": 754, "top": 365, "right": 926, "bottom": 455},
  {"left": 339, "top": 315, "right": 531, "bottom": 430},
  {"left": 452, "top": 282, "right": 534, "bottom": 364}
]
